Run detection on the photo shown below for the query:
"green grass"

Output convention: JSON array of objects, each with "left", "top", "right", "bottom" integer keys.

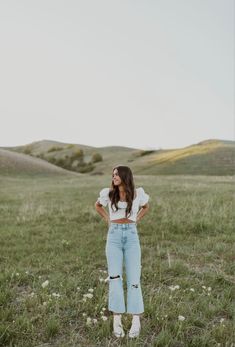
[{"left": 0, "top": 174, "right": 234, "bottom": 346}]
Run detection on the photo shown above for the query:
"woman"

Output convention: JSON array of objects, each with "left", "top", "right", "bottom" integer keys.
[{"left": 95, "top": 165, "right": 150, "bottom": 338}]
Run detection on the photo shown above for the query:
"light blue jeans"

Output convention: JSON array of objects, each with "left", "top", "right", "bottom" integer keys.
[{"left": 105, "top": 222, "right": 144, "bottom": 314}]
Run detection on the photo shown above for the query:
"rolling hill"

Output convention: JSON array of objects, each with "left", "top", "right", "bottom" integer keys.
[
  {"left": 1, "top": 139, "right": 234, "bottom": 176},
  {"left": 0, "top": 148, "right": 80, "bottom": 176}
]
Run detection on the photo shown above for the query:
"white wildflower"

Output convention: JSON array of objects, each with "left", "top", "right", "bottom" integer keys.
[
  {"left": 86, "top": 293, "right": 93, "bottom": 299},
  {"left": 88, "top": 288, "right": 94, "bottom": 293},
  {"left": 207, "top": 287, "right": 212, "bottom": 291},
  {"left": 202, "top": 285, "right": 206, "bottom": 289},
  {"left": 102, "top": 307, "right": 106, "bottom": 311},
  {"left": 190, "top": 288, "right": 195, "bottom": 292},
  {"left": 77, "top": 287, "right": 80, "bottom": 291},
  {"left": 178, "top": 315, "right": 185, "bottom": 321},
  {"left": 220, "top": 318, "right": 225, "bottom": 323},
  {"left": 169, "top": 285, "right": 180, "bottom": 291},
  {"left": 93, "top": 318, "right": 98, "bottom": 323},
  {"left": 101, "top": 315, "right": 108, "bottom": 321},
  {"left": 41, "top": 280, "right": 49, "bottom": 288},
  {"left": 83, "top": 293, "right": 93, "bottom": 299},
  {"left": 52, "top": 292, "right": 61, "bottom": 298},
  {"left": 86, "top": 317, "right": 92, "bottom": 325},
  {"left": 16, "top": 273, "right": 19, "bottom": 276},
  {"left": 82, "top": 312, "right": 87, "bottom": 317},
  {"left": 61, "top": 239, "right": 69, "bottom": 246}
]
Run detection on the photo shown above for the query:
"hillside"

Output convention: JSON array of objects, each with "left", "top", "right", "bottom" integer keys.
[
  {"left": 0, "top": 148, "right": 79, "bottom": 176},
  {"left": 132, "top": 139, "right": 235, "bottom": 176},
  {"left": 2, "top": 139, "right": 235, "bottom": 176}
]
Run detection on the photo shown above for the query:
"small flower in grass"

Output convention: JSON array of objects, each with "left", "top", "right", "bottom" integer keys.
[
  {"left": 52, "top": 292, "right": 61, "bottom": 298},
  {"left": 86, "top": 293, "right": 93, "bottom": 299},
  {"left": 93, "top": 318, "right": 98, "bottom": 324},
  {"left": 77, "top": 287, "right": 80, "bottom": 291},
  {"left": 43, "top": 301, "right": 47, "bottom": 306},
  {"left": 41, "top": 280, "right": 49, "bottom": 288},
  {"left": 83, "top": 293, "right": 93, "bottom": 299},
  {"left": 82, "top": 313, "right": 87, "bottom": 317},
  {"left": 102, "top": 307, "right": 106, "bottom": 311},
  {"left": 61, "top": 239, "right": 69, "bottom": 246},
  {"left": 101, "top": 315, "right": 108, "bottom": 321},
  {"left": 190, "top": 288, "right": 195, "bottom": 292},
  {"left": 16, "top": 273, "right": 19, "bottom": 276},
  {"left": 207, "top": 287, "right": 212, "bottom": 291},
  {"left": 178, "top": 315, "right": 185, "bottom": 321},
  {"left": 88, "top": 288, "right": 94, "bottom": 293},
  {"left": 202, "top": 285, "right": 206, "bottom": 289},
  {"left": 86, "top": 317, "right": 92, "bottom": 325},
  {"left": 220, "top": 318, "right": 225, "bottom": 323},
  {"left": 25, "top": 271, "right": 29, "bottom": 275},
  {"left": 169, "top": 285, "right": 180, "bottom": 291}
]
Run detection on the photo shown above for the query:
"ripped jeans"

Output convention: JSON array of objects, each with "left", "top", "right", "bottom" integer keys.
[{"left": 105, "top": 222, "right": 144, "bottom": 314}]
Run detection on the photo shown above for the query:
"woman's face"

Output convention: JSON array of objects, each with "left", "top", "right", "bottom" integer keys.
[{"left": 112, "top": 169, "right": 122, "bottom": 186}]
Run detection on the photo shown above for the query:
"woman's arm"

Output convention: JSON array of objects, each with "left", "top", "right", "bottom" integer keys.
[
  {"left": 136, "top": 203, "right": 150, "bottom": 223},
  {"left": 95, "top": 201, "right": 110, "bottom": 225}
]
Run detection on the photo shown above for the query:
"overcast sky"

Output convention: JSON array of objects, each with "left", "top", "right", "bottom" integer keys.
[{"left": 0, "top": 0, "right": 234, "bottom": 150}]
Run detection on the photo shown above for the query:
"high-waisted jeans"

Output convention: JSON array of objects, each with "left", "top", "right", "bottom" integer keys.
[{"left": 105, "top": 222, "right": 144, "bottom": 314}]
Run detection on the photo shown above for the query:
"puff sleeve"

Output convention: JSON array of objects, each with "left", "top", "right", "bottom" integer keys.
[
  {"left": 139, "top": 187, "right": 150, "bottom": 207},
  {"left": 96, "top": 188, "right": 110, "bottom": 207}
]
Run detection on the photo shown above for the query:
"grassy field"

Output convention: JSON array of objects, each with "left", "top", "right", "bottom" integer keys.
[{"left": 0, "top": 173, "right": 234, "bottom": 347}]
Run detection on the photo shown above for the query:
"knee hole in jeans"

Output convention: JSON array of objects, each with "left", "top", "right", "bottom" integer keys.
[
  {"left": 110, "top": 275, "right": 121, "bottom": 280},
  {"left": 131, "top": 283, "right": 139, "bottom": 288}
]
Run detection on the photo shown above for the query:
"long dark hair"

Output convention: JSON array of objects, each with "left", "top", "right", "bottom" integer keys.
[{"left": 108, "top": 165, "right": 135, "bottom": 218}]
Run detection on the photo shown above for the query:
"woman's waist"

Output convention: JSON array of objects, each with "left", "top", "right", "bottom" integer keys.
[{"left": 110, "top": 218, "right": 136, "bottom": 224}]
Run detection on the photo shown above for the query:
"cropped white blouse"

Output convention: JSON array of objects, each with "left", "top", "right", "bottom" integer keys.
[{"left": 97, "top": 187, "right": 150, "bottom": 222}]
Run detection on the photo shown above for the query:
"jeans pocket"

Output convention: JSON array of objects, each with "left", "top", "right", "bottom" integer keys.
[
  {"left": 108, "top": 225, "right": 117, "bottom": 234},
  {"left": 130, "top": 226, "right": 138, "bottom": 234}
]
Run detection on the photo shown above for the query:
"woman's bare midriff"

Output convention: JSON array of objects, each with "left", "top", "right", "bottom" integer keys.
[{"left": 110, "top": 218, "right": 135, "bottom": 224}]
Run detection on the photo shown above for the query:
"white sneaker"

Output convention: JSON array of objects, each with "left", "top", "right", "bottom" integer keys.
[
  {"left": 113, "top": 315, "right": 125, "bottom": 338},
  {"left": 128, "top": 319, "right": 141, "bottom": 338},
  {"left": 113, "top": 322, "right": 125, "bottom": 338}
]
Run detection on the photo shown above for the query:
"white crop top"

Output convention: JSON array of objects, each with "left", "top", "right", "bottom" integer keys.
[{"left": 96, "top": 187, "right": 150, "bottom": 222}]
